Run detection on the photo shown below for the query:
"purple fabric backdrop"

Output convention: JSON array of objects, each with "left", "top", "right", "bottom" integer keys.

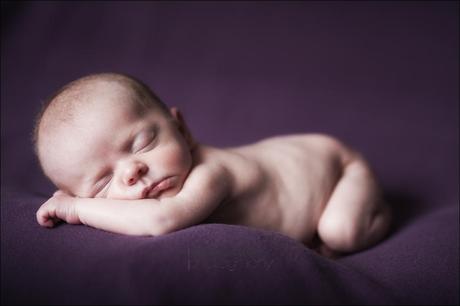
[{"left": 1, "top": 1, "right": 458, "bottom": 304}]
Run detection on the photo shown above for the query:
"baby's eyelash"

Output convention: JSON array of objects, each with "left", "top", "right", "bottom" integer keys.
[
  {"left": 133, "top": 129, "right": 157, "bottom": 153},
  {"left": 95, "top": 175, "right": 112, "bottom": 195}
]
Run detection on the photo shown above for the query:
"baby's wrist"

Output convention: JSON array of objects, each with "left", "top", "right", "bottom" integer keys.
[{"left": 60, "top": 195, "right": 82, "bottom": 225}]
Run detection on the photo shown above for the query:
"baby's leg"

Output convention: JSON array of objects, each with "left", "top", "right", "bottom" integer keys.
[{"left": 317, "top": 155, "right": 391, "bottom": 254}]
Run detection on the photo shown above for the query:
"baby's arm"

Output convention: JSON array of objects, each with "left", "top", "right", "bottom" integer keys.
[{"left": 36, "top": 163, "right": 230, "bottom": 236}]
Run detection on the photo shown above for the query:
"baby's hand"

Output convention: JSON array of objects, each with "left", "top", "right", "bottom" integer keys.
[{"left": 36, "top": 190, "right": 82, "bottom": 228}]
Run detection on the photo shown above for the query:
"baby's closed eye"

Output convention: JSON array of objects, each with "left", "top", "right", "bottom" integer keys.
[
  {"left": 132, "top": 127, "right": 157, "bottom": 153},
  {"left": 94, "top": 174, "right": 113, "bottom": 197}
]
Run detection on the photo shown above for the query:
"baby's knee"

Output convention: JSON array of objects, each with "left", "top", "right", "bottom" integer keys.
[
  {"left": 318, "top": 203, "right": 391, "bottom": 253},
  {"left": 317, "top": 214, "right": 363, "bottom": 253}
]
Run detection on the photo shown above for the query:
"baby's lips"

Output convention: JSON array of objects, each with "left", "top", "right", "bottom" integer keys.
[
  {"left": 148, "top": 176, "right": 178, "bottom": 198},
  {"left": 153, "top": 177, "right": 172, "bottom": 191}
]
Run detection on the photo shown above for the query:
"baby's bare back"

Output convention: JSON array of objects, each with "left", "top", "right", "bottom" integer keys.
[{"left": 205, "top": 134, "right": 353, "bottom": 243}]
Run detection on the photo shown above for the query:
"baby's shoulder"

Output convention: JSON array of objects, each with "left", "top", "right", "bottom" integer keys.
[
  {"left": 190, "top": 145, "right": 237, "bottom": 186},
  {"left": 181, "top": 149, "right": 232, "bottom": 200}
]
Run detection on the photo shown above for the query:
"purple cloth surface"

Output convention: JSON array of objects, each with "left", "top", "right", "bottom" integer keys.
[{"left": 1, "top": 1, "right": 458, "bottom": 304}]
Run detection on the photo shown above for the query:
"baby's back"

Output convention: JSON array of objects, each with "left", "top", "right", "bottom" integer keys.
[{"left": 205, "top": 134, "right": 353, "bottom": 243}]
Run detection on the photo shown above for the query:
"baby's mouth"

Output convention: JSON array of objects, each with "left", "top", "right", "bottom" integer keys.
[{"left": 143, "top": 176, "right": 178, "bottom": 199}]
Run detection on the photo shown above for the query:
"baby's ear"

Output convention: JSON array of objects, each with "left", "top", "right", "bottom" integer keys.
[{"left": 169, "top": 107, "right": 196, "bottom": 150}]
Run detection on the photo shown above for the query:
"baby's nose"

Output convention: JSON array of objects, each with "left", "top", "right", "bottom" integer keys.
[{"left": 123, "top": 162, "right": 148, "bottom": 186}]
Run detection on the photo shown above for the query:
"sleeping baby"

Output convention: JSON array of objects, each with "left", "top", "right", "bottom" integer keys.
[{"left": 34, "top": 73, "right": 391, "bottom": 257}]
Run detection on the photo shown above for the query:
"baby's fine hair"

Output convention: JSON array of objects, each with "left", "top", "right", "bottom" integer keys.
[{"left": 32, "top": 72, "right": 169, "bottom": 157}]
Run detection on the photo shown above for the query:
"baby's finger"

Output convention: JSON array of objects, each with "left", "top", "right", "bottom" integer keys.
[
  {"left": 39, "top": 217, "right": 55, "bottom": 228},
  {"left": 36, "top": 210, "right": 55, "bottom": 228}
]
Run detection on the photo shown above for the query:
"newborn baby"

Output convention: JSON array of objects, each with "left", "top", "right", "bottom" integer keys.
[{"left": 34, "top": 73, "right": 391, "bottom": 257}]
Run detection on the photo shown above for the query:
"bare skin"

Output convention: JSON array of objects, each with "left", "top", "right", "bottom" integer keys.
[{"left": 36, "top": 80, "right": 391, "bottom": 257}]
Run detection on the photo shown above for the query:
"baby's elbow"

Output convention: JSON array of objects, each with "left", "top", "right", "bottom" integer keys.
[{"left": 147, "top": 213, "right": 178, "bottom": 236}]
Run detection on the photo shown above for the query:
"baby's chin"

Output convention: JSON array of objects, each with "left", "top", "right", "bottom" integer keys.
[{"left": 156, "top": 185, "right": 182, "bottom": 200}]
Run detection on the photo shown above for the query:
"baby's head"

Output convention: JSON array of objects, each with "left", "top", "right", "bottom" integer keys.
[{"left": 33, "top": 73, "right": 195, "bottom": 200}]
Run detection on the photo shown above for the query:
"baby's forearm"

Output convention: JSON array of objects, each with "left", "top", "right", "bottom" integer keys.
[
  {"left": 74, "top": 192, "right": 220, "bottom": 236},
  {"left": 36, "top": 191, "right": 191, "bottom": 236},
  {"left": 74, "top": 197, "right": 173, "bottom": 236}
]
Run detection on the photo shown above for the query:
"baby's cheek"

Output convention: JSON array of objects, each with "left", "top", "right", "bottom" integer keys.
[{"left": 160, "top": 145, "right": 192, "bottom": 172}]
